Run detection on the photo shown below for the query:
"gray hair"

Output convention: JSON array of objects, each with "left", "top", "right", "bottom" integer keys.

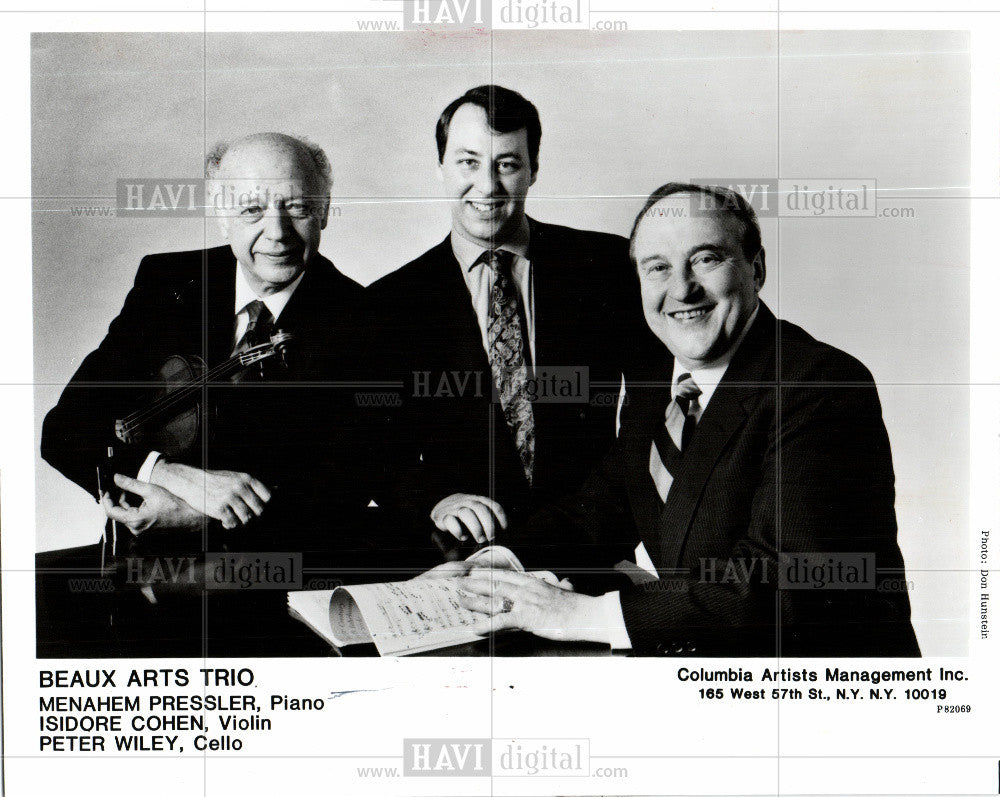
[{"left": 205, "top": 132, "right": 332, "bottom": 197}]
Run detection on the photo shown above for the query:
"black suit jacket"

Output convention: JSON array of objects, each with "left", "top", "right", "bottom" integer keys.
[
  {"left": 41, "top": 245, "right": 371, "bottom": 554},
  {"left": 366, "top": 218, "right": 654, "bottom": 527},
  {"left": 511, "top": 303, "right": 920, "bottom": 657}
]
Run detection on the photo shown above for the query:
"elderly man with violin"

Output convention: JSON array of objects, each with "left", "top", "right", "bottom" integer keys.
[{"left": 38, "top": 132, "right": 372, "bottom": 655}]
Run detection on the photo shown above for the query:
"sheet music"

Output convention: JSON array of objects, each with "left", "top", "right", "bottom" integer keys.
[
  {"left": 286, "top": 589, "right": 371, "bottom": 648},
  {"left": 340, "top": 580, "right": 483, "bottom": 656}
]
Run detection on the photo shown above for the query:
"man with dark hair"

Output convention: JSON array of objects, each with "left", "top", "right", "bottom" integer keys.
[
  {"left": 628, "top": 182, "right": 763, "bottom": 263},
  {"left": 368, "top": 84, "right": 649, "bottom": 548},
  {"left": 38, "top": 132, "right": 372, "bottom": 655},
  {"left": 435, "top": 84, "right": 543, "bottom": 172},
  {"left": 448, "top": 183, "right": 920, "bottom": 657}
]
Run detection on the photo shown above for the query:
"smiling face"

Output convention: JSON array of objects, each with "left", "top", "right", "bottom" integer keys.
[
  {"left": 214, "top": 138, "right": 329, "bottom": 296},
  {"left": 633, "top": 193, "right": 765, "bottom": 369},
  {"left": 437, "top": 103, "right": 537, "bottom": 247}
]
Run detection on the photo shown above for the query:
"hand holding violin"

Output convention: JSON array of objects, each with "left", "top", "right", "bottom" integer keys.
[{"left": 149, "top": 460, "right": 272, "bottom": 530}]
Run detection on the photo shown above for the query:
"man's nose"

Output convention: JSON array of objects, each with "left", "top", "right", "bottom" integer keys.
[
  {"left": 666, "top": 267, "right": 700, "bottom": 304},
  {"left": 262, "top": 207, "right": 293, "bottom": 239},
  {"left": 472, "top": 164, "right": 502, "bottom": 196}
]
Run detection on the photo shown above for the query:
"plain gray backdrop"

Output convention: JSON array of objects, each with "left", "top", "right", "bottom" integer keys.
[{"left": 32, "top": 30, "right": 970, "bottom": 654}]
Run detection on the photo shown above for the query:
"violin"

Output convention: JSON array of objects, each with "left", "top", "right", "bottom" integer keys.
[
  {"left": 97, "top": 329, "right": 294, "bottom": 564},
  {"left": 111, "top": 329, "right": 294, "bottom": 461}
]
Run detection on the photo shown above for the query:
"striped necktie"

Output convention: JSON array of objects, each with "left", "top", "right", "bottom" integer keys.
[
  {"left": 232, "top": 299, "right": 273, "bottom": 356},
  {"left": 649, "top": 373, "right": 702, "bottom": 503},
  {"left": 231, "top": 299, "right": 274, "bottom": 382},
  {"left": 482, "top": 248, "right": 535, "bottom": 484}
]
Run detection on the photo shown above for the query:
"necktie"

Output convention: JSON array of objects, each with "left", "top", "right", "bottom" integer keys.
[
  {"left": 649, "top": 373, "right": 702, "bottom": 503},
  {"left": 482, "top": 249, "right": 535, "bottom": 484},
  {"left": 232, "top": 299, "right": 274, "bottom": 356}
]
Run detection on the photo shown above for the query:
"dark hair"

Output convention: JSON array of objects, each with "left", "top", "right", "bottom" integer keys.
[
  {"left": 629, "top": 182, "right": 763, "bottom": 264},
  {"left": 435, "top": 85, "right": 541, "bottom": 172}
]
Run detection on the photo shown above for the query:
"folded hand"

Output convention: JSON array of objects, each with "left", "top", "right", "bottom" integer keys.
[{"left": 150, "top": 461, "right": 271, "bottom": 529}]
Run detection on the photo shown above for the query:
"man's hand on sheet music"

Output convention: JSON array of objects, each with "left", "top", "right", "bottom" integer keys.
[
  {"left": 430, "top": 493, "right": 508, "bottom": 543},
  {"left": 457, "top": 569, "right": 607, "bottom": 643},
  {"left": 100, "top": 473, "right": 203, "bottom": 534},
  {"left": 149, "top": 460, "right": 271, "bottom": 529}
]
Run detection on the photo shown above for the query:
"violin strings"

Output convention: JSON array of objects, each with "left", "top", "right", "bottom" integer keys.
[
  {"left": 119, "top": 349, "right": 265, "bottom": 431},
  {"left": 117, "top": 345, "right": 274, "bottom": 436},
  {"left": 119, "top": 358, "right": 250, "bottom": 433}
]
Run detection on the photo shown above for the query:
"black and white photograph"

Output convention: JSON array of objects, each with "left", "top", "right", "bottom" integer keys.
[{"left": 1, "top": 5, "right": 997, "bottom": 796}]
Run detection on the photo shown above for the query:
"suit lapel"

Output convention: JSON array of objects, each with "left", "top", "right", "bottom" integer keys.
[
  {"left": 623, "top": 363, "right": 674, "bottom": 563},
  {"left": 528, "top": 218, "right": 575, "bottom": 369},
  {"left": 204, "top": 247, "right": 237, "bottom": 366},
  {"left": 431, "top": 236, "right": 493, "bottom": 374},
  {"left": 656, "top": 304, "right": 778, "bottom": 568}
]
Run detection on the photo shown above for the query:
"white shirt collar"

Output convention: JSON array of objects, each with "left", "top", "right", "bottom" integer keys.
[
  {"left": 671, "top": 302, "right": 760, "bottom": 409},
  {"left": 234, "top": 263, "right": 304, "bottom": 322}
]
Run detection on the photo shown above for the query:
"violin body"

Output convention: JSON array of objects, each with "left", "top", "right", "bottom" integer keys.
[
  {"left": 116, "top": 354, "right": 207, "bottom": 460},
  {"left": 113, "top": 330, "right": 293, "bottom": 464}
]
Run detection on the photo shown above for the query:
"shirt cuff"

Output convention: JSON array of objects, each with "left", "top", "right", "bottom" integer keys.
[
  {"left": 601, "top": 591, "right": 634, "bottom": 650},
  {"left": 136, "top": 451, "right": 162, "bottom": 483}
]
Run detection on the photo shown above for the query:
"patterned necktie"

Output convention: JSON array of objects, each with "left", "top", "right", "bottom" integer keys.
[
  {"left": 231, "top": 300, "right": 274, "bottom": 383},
  {"left": 649, "top": 373, "right": 702, "bottom": 503},
  {"left": 232, "top": 299, "right": 274, "bottom": 356},
  {"left": 483, "top": 249, "right": 535, "bottom": 484}
]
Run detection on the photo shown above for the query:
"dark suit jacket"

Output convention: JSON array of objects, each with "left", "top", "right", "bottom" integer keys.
[
  {"left": 41, "top": 245, "right": 372, "bottom": 555},
  {"left": 366, "top": 218, "right": 654, "bottom": 528},
  {"left": 511, "top": 303, "right": 920, "bottom": 657}
]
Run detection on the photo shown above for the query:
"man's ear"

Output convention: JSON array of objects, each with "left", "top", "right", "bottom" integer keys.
[
  {"left": 529, "top": 165, "right": 538, "bottom": 187},
  {"left": 208, "top": 182, "right": 230, "bottom": 239},
  {"left": 319, "top": 200, "right": 330, "bottom": 231},
  {"left": 754, "top": 248, "right": 766, "bottom": 290}
]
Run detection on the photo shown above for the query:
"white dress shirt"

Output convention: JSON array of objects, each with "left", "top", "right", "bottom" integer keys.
[{"left": 232, "top": 265, "right": 303, "bottom": 344}]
